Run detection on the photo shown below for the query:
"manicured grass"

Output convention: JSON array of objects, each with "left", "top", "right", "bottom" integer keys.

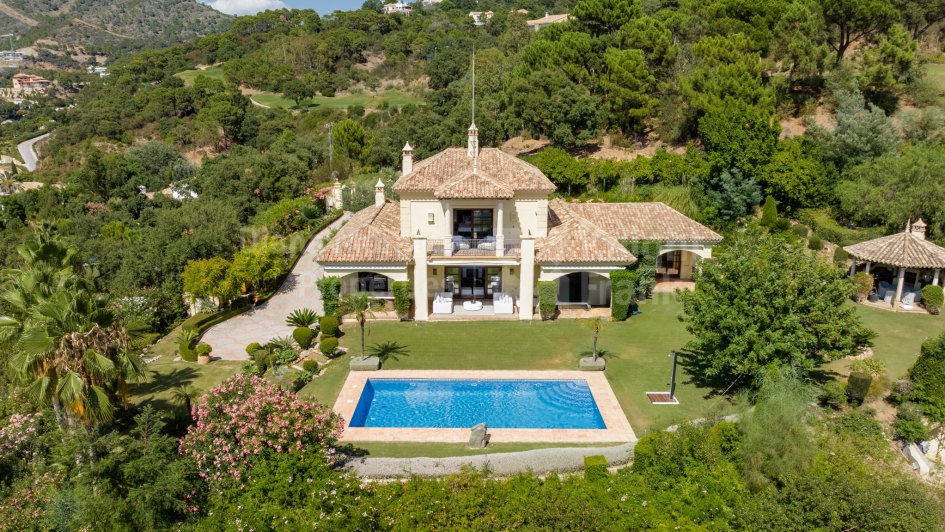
[
  {"left": 827, "top": 304, "right": 945, "bottom": 380},
  {"left": 250, "top": 89, "right": 423, "bottom": 110},
  {"left": 175, "top": 65, "right": 226, "bottom": 86},
  {"left": 304, "top": 295, "right": 733, "bottom": 436},
  {"left": 349, "top": 441, "right": 621, "bottom": 458},
  {"left": 924, "top": 63, "right": 945, "bottom": 107}
]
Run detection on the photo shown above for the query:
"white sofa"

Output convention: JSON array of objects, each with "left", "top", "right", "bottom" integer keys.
[
  {"left": 493, "top": 292, "right": 514, "bottom": 314},
  {"left": 432, "top": 292, "right": 453, "bottom": 314}
]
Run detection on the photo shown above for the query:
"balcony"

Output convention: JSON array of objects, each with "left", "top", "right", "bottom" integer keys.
[{"left": 428, "top": 236, "right": 521, "bottom": 258}]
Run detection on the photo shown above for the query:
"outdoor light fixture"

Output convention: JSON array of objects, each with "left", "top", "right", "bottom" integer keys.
[{"left": 428, "top": 213, "right": 435, "bottom": 223}]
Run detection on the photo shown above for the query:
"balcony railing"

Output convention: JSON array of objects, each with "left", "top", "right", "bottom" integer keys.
[{"left": 428, "top": 237, "right": 521, "bottom": 258}]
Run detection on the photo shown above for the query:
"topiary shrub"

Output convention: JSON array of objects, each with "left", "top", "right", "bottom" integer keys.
[
  {"left": 302, "top": 359, "right": 319, "bottom": 373},
  {"left": 820, "top": 380, "right": 848, "bottom": 410},
  {"left": 245, "top": 342, "right": 262, "bottom": 355},
  {"left": 196, "top": 343, "right": 212, "bottom": 356},
  {"left": 316, "top": 276, "right": 342, "bottom": 316},
  {"left": 922, "top": 285, "right": 944, "bottom": 315},
  {"left": 807, "top": 234, "right": 823, "bottom": 251},
  {"left": 319, "top": 336, "right": 339, "bottom": 356},
  {"left": 610, "top": 270, "right": 637, "bottom": 321},
  {"left": 538, "top": 281, "right": 558, "bottom": 320},
  {"left": 760, "top": 195, "right": 778, "bottom": 228},
  {"left": 846, "top": 371, "right": 873, "bottom": 406},
  {"left": 852, "top": 272, "right": 873, "bottom": 301},
  {"left": 392, "top": 281, "right": 411, "bottom": 321},
  {"left": 293, "top": 327, "right": 315, "bottom": 349},
  {"left": 584, "top": 455, "right": 608, "bottom": 481},
  {"left": 792, "top": 223, "right": 810, "bottom": 238},
  {"left": 319, "top": 315, "right": 340, "bottom": 338}
]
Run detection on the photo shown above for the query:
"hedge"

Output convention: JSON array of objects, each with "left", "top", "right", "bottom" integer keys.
[
  {"left": 392, "top": 281, "right": 411, "bottom": 321},
  {"left": 178, "top": 304, "right": 251, "bottom": 362},
  {"left": 538, "top": 281, "right": 558, "bottom": 320},
  {"left": 610, "top": 270, "right": 638, "bottom": 321},
  {"left": 317, "top": 276, "right": 342, "bottom": 316},
  {"left": 584, "top": 455, "right": 608, "bottom": 481},
  {"left": 797, "top": 209, "right": 884, "bottom": 247},
  {"left": 847, "top": 372, "right": 873, "bottom": 406},
  {"left": 922, "top": 285, "right": 944, "bottom": 315}
]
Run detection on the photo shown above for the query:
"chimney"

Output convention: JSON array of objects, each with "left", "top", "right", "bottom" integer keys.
[
  {"left": 330, "top": 177, "right": 343, "bottom": 210},
  {"left": 375, "top": 178, "right": 386, "bottom": 207},
  {"left": 467, "top": 122, "right": 479, "bottom": 159},
  {"left": 912, "top": 218, "right": 927, "bottom": 240},
  {"left": 402, "top": 142, "right": 413, "bottom": 176}
]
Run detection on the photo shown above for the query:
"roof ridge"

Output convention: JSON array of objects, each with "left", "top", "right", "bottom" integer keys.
[{"left": 545, "top": 200, "right": 631, "bottom": 254}]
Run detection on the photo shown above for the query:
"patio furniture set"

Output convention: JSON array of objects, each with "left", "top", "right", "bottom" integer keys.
[{"left": 432, "top": 291, "right": 515, "bottom": 315}]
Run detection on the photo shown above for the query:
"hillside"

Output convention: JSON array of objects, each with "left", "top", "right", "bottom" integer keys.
[{"left": 0, "top": 0, "right": 231, "bottom": 57}]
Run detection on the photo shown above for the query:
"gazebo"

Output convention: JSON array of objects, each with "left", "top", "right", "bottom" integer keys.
[{"left": 843, "top": 219, "right": 945, "bottom": 310}]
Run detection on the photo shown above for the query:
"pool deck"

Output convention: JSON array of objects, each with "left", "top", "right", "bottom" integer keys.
[{"left": 333, "top": 370, "right": 637, "bottom": 444}]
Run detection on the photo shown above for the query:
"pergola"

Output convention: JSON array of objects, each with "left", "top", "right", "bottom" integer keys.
[{"left": 843, "top": 220, "right": 945, "bottom": 310}]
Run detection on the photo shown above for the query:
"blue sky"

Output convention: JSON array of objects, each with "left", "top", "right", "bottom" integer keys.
[{"left": 202, "top": 0, "right": 362, "bottom": 16}]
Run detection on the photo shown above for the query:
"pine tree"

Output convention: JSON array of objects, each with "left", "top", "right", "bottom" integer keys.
[{"left": 760, "top": 195, "right": 778, "bottom": 228}]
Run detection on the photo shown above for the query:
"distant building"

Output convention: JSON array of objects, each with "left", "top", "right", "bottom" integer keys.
[
  {"left": 0, "top": 50, "right": 24, "bottom": 62},
  {"left": 526, "top": 13, "right": 571, "bottom": 31},
  {"left": 422, "top": 0, "right": 442, "bottom": 6},
  {"left": 87, "top": 65, "right": 109, "bottom": 78},
  {"left": 11, "top": 73, "right": 50, "bottom": 94},
  {"left": 469, "top": 11, "right": 494, "bottom": 26},
  {"left": 383, "top": 2, "right": 412, "bottom": 15}
]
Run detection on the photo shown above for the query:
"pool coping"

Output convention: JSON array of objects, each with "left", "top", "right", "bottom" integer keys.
[{"left": 333, "top": 370, "right": 637, "bottom": 444}]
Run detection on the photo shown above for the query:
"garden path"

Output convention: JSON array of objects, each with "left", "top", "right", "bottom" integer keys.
[{"left": 202, "top": 213, "right": 350, "bottom": 360}]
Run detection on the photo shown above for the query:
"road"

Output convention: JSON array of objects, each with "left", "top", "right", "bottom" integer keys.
[{"left": 17, "top": 133, "right": 49, "bottom": 172}]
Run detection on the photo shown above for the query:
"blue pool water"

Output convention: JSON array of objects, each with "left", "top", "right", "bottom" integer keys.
[{"left": 349, "top": 379, "right": 606, "bottom": 429}]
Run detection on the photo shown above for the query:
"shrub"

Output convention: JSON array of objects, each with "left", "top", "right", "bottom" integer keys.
[
  {"left": 797, "top": 208, "right": 885, "bottom": 246},
  {"left": 538, "top": 281, "right": 558, "bottom": 320},
  {"left": 922, "top": 285, "right": 944, "bottom": 314},
  {"left": 196, "top": 343, "right": 212, "bottom": 356},
  {"left": 302, "top": 359, "right": 319, "bottom": 373},
  {"left": 245, "top": 342, "right": 262, "bottom": 355},
  {"left": 909, "top": 332, "right": 945, "bottom": 421},
  {"left": 832, "top": 409, "right": 883, "bottom": 438},
  {"left": 807, "top": 234, "right": 823, "bottom": 251},
  {"left": 286, "top": 308, "right": 319, "bottom": 327},
  {"left": 178, "top": 374, "right": 343, "bottom": 486},
  {"left": 293, "top": 327, "right": 315, "bottom": 349},
  {"left": 852, "top": 272, "right": 874, "bottom": 300},
  {"left": 392, "top": 281, "right": 411, "bottom": 321},
  {"left": 317, "top": 276, "right": 342, "bottom": 316},
  {"left": 610, "top": 270, "right": 637, "bottom": 321},
  {"left": 319, "top": 337, "right": 339, "bottom": 356},
  {"left": 623, "top": 241, "right": 659, "bottom": 297},
  {"left": 833, "top": 246, "right": 849, "bottom": 267},
  {"left": 846, "top": 372, "right": 873, "bottom": 405},
  {"left": 760, "top": 195, "right": 778, "bottom": 228},
  {"left": 584, "top": 455, "right": 608, "bottom": 481},
  {"left": 253, "top": 350, "right": 270, "bottom": 374},
  {"left": 820, "top": 380, "right": 848, "bottom": 409},
  {"left": 850, "top": 357, "right": 885, "bottom": 377},
  {"left": 894, "top": 418, "right": 929, "bottom": 443},
  {"left": 898, "top": 401, "right": 924, "bottom": 422},
  {"left": 792, "top": 223, "right": 810, "bottom": 238},
  {"left": 319, "top": 315, "right": 340, "bottom": 338}
]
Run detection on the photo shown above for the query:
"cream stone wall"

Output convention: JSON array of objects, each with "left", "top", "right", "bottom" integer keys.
[{"left": 399, "top": 194, "right": 547, "bottom": 240}]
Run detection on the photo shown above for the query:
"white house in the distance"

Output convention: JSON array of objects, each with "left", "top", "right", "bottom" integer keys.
[
  {"left": 469, "top": 11, "right": 494, "bottom": 26},
  {"left": 317, "top": 124, "right": 721, "bottom": 320},
  {"left": 383, "top": 2, "right": 412, "bottom": 15},
  {"left": 527, "top": 13, "right": 572, "bottom": 31}
]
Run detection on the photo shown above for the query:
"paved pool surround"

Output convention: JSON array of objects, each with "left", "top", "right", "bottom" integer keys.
[{"left": 333, "top": 370, "right": 636, "bottom": 443}]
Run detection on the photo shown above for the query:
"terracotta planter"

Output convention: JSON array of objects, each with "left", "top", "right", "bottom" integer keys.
[{"left": 197, "top": 354, "right": 211, "bottom": 365}]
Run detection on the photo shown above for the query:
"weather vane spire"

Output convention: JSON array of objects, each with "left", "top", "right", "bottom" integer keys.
[{"left": 467, "top": 48, "right": 479, "bottom": 160}]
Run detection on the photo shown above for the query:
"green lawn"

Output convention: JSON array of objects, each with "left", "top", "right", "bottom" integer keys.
[
  {"left": 302, "top": 298, "right": 733, "bottom": 437},
  {"left": 924, "top": 63, "right": 945, "bottom": 107},
  {"left": 175, "top": 65, "right": 226, "bottom": 87},
  {"left": 251, "top": 89, "right": 423, "bottom": 110}
]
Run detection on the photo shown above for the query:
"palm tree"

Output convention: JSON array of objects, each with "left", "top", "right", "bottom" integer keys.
[
  {"left": 338, "top": 292, "right": 383, "bottom": 358},
  {"left": 285, "top": 308, "right": 319, "bottom": 327},
  {"left": 0, "top": 235, "right": 144, "bottom": 426},
  {"left": 585, "top": 317, "right": 604, "bottom": 362},
  {"left": 170, "top": 384, "right": 200, "bottom": 418}
]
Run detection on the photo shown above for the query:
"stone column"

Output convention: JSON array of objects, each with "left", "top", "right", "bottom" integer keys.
[
  {"left": 934, "top": 269, "right": 940, "bottom": 286},
  {"left": 894, "top": 266, "right": 906, "bottom": 310},
  {"left": 519, "top": 237, "right": 535, "bottom": 320},
  {"left": 413, "top": 238, "right": 429, "bottom": 321},
  {"left": 496, "top": 200, "right": 505, "bottom": 257},
  {"left": 443, "top": 200, "right": 452, "bottom": 257},
  {"left": 864, "top": 262, "right": 871, "bottom": 275},
  {"left": 914, "top": 270, "right": 922, "bottom": 289}
]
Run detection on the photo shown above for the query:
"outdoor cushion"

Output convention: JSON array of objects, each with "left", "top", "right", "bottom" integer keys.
[{"left": 902, "top": 292, "right": 916, "bottom": 305}]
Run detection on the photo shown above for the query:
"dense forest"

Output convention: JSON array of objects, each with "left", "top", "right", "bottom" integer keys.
[{"left": 2, "top": 0, "right": 945, "bottom": 528}]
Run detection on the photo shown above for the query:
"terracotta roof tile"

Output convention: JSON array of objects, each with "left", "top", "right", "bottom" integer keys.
[
  {"left": 393, "top": 148, "right": 555, "bottom": 196},
  {"left": 316, "top": 201, "right": 412, "bottom": 264},
  {"left": 844, "top": 231, "right": 945, "bottom": 269},
  {"left": 537, "top": 201, "right": 637, "bottom": 264},
  {"left": 434, "top": 170, "right": 514, "bottom": 199},
  {"left": 565, "top": 202, "right": 722, "bottom": 243}
]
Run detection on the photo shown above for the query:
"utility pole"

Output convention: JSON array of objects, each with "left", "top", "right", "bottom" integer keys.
[{"left": 325, "top": 122, "right": 334, "bottom": 173}]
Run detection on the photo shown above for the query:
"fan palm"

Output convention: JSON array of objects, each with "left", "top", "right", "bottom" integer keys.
[
  {"left": 285, "top": 308, "right": 319, "bottom": 327},
  {"left": 170, "top": 384, "right": 200, "bottom": 418},
  {"left": 338, "top": 292, "right": 383, "bottom": 358}
]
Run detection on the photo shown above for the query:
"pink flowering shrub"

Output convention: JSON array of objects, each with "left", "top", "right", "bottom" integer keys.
[
  {"left": 0, "top": 413, "right": 41, "bottom": 460},
  {"left": 179, "top": 374, "right": 343, "bottom": 485}
]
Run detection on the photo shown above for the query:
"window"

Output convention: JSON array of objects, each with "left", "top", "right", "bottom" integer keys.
[
  {"left": 453, "top": 209, "right": 493, "bottom": 238},
  {"left": 357, "top": 272, "right": 388, "bottom": 292}
]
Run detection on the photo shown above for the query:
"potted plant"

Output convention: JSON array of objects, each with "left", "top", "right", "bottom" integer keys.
[
  {"left": 196, "top": 343, "right": 213, "bottom": 365},
  {"left": 852, "top": 272, "right": 873, "bottom": 302}
]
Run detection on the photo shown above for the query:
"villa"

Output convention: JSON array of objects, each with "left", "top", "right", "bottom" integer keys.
[{"left": 317, "top": 124, "right": 721, "bottom": 320}]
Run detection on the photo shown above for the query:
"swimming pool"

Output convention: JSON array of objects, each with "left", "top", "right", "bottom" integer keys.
[{"left": 349, "top": 379, "right": 607, "bottom": 429}]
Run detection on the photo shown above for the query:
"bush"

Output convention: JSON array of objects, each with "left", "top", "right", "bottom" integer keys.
[
  {"left": 894, "top": 418, "right": 928, "bottom": 443},
  {"left": 898, "top": 401, "right": 924, "bottom": 422},
  {"left": 846, "top": 372, "right": 873, "bottom": 405},
  {"left": 179, "top": 340, "right": 197, "bottom": 362},
  {"left": 760, "top": 195, "right": 778, "bottom": 228},
  {"left": 583, "top": 455, "right": 608, "bottom": 481},
  {"left": 922, "top": 285, "right": 944, "bottom": 314},
  {"left": 909, "top": 331, "right": 945, "bottom": 421},
  {"left": 610, "top": 270, "right": 637, "bottom": 321},
  {"left": 820, "top": 380, "right": 848, "bottom": 410},
  {"left": 245, "top": 342, "right": 262, "bottom": 355},
  {"left": 253, "top": 350, "right": 270, "bottom": 374},
  {"left": 852, "top": 272, "right": 874, "bottom": 300},
  {"left": 792, "top": 223, "right": 810, "bottom": 238},
  {"left": 807, "top": 234, "right": 823, "bottom": 251},
  {"left": 392, "top": 281, "right": 411, "bottom": 321},
  {"left": 797, "top": 208, "right": 885, "bottom": 246},
  {"left": 293, "top": 326, "right": 315, "bottom": 349},
  {"left": 850, "top": 357, "right": 885, "bottom": 377},
  {"left": 319, "top": 315, "right": 340, "bottom": 338},
  {"left": 319, "top": 336, "right": 339, "bottom": 356},
  {"left": 317, "top": 276, "right": 342, "bottom": 316},
  {"left": 196, "top": 343, "right": 212, "bottom": 356},
  {"left": 286, "top": 308, "right": 319, "bottom": 327},
  {"left": 833, "top": 246, "right": 849, "bottom": 267},
  {"left": 832, "top": 409, "right": 883, "bottom": 438},
  {"left": 302, "top": 359, "right": 319, "bottom": 373},
  {"left": 538, "top": 281, "right": 557, "bottom": 320}
]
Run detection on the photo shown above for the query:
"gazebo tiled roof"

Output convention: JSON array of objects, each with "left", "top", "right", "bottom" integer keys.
[{"left": 844, "top": 226, "right": 945, "bottom": 269}]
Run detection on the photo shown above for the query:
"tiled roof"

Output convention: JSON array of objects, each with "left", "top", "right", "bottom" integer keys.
[
  {"left": 537, "top": 201, "right": 638, "bottom": 264},
  {"left": 565, "top": 202, "right": 723, "bottom": 243},
  {"left": 433, "top": 170, "right": 514, "bottom": 199},
  {"left": 393, "top": 148, "right": 555, "bottom": 196},
  {"left": 316, "top": 201, "right": 412, "bottom": 264},
  {"left": 844, "top": 231, "right": 945, "bottom": 269}
]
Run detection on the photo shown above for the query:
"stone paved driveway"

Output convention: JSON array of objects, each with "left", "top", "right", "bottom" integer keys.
[{"left": 202, "top": 214, "right": 350, "bottom": 360}]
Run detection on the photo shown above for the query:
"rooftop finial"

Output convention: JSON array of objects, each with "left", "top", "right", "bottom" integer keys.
[{"left": 467, "top": 48, "right": 479, "bottom": 159}]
